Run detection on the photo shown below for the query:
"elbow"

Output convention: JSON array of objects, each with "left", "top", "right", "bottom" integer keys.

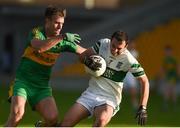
[
  {"left": 79, "top": 54, "right": 85, "bottom": 63},
  {"left": 33, "top": 47, "right": 44, "bottom": 53},
  {"left": 31, "top": 40, "right": 44, "bottom": 53},
  {"left": 37, "top": 49, "right": 43, "bottom": 53},
  {"left": 32, "top": 47, "right": 42, "bottom": 53}
]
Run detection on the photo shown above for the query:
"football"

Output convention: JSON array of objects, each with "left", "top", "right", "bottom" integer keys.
[{"left": 84, "top": 55, "right": 106, "bottom": 77}]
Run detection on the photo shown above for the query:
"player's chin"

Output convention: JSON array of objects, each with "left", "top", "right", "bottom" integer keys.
[
  {"left": 54, "top": 30, "right": 61, "bottom": 36},
  {"left": 111, "top": 52, "right": 117, "bottom": 56}
]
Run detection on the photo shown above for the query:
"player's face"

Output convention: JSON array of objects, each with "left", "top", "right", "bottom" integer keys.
[
  {"left": 110, "top": 37, "right": 127, "bottom": 56},
  {"left": 45, "top": 15, "right": 64, "bottom": 37}
]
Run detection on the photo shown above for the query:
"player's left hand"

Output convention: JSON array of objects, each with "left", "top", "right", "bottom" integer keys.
[
  {"left": 135, "top": 105, "right": 147, "bottom": 126},
  {"left": 63, "top": 33, "right": 81, "bottom": 43}
]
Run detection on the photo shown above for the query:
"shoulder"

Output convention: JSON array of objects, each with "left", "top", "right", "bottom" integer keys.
[
  {"left": 98, "top": 38, "right": 110, "bottom": 44},
  {"left": 130, "top": 49, "right": 139, "bottom": 58},
  {"left": 123, "top": 49, "right": 138, "bottom": 64},
  {"left": 93, "top": 38, "right": 110, "bottom": 54},
  {"left": 30, "top": 26, "right": 45, "bottom": 40},
  {"left": 31, "top": 26, "right": 43, "bottom": 34},
  {"left": 96, "top": 38, "right": 110, "bottom": 48}
]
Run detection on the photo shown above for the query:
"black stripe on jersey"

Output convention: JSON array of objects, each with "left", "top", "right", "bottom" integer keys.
[
  {"left": 93, "top": 41, "right": 101, "bottom": 53},
  {"left": 96, "top": 41, "right": 101, "bottom": 47}
]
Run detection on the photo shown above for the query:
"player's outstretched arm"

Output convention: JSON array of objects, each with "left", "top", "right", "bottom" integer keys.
[
  {"left": 31, "top": 33, "right": 82, "bottom": 53},
  {"left": 79, "top": 47, "right": 95, "bottom": 62},
  {"left": 31, "top": 35, "right": 64, "bottom": 53}
]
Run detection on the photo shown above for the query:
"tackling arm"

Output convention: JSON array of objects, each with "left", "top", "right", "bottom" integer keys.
[
  {"left": 79, "top": 47, "right": 96, "bottom": 63},
  {"left": 31, "top": 33, "right": 82, "bottom": 53},
  {"left": 75, "top": 44, "right": 87, "bottom": 55},
  {"left": 31, "top": 35, "right": 63, "bottom": 53}
]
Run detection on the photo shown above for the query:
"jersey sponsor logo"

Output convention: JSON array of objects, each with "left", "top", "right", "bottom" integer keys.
[
  {"left": 23, "top": 46, "right": 59, "bottom": 66},
  {"left": 102, "top": 67, "right": 127, "bottom": 82},
  {"left": 103, "top": 68, "right": 115, "bottom": 78}
]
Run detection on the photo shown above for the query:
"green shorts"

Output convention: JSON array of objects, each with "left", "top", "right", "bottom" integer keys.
[{"left": 10, "top": 79, "right": 52, "bottom": 110}]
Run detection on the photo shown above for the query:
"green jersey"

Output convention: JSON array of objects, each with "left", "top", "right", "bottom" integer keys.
[
  {"left": 163, "top": 56, "right": 178, "bottom": 83},
  {"left": 16, "top": 26, "right": 77, "bottom": 88}
]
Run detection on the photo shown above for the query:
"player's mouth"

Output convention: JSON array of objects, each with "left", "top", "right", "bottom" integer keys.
[
  {"left": 54, "top": 29, "right": 61, "bottom": 35},
  {"left": 111, "top": 51, "right": 117, "bottom": 56}
]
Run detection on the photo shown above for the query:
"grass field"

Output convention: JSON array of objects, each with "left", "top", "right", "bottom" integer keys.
[{"left": 0, "top": 85, "right": 180, "bottom": 127}]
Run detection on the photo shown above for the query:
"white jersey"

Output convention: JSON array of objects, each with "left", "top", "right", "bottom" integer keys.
[
  {"left": 124, "top": 49, "right": 139, "bottom": 87},
  {"left": 86, "top": 38, "right": 145, "bottom": 106}
]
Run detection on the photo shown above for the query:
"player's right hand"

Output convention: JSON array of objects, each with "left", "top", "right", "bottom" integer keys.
[
  {"left": 135, "top": 105, "right": 147, "bottom": 126},
  {"left": 84, "top": 56, "right": 102, "bottom": 71},
  {"left": 63, "top": 33, "right": 81, "bottom": 43}
]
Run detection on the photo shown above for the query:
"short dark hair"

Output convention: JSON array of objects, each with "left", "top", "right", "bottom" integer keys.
[
  {"left": 45, "top": 5, "right": 66, "bottom": 19},
  {"left": 111, "top": 30, "right": 129, "bottom": 43}
]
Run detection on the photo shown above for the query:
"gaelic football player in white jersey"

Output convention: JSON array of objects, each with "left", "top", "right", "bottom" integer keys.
[{"left": 60, "top": 31, "right": 150, "bottom": 127}]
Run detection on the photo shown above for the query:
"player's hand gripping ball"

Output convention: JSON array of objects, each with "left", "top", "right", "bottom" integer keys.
[{"left": 84, "top": 55, "right": 106, "bottom": 77}]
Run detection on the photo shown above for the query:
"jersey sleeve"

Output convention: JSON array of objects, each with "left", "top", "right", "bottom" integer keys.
[
  {"left": 26, "top": 27, "right": 45, "bottom": 47},
  {"left": 92, "top": 38, "right": 110, "bottom": 54},
  {"left": 92, "top": 40, "right": 101, "bottom": 54},
  {"left": 52, "top": 40, "right": 77, "bottom": 53},
  {"left": 128, "top": 55, "right": 145, "bottom": 78}
]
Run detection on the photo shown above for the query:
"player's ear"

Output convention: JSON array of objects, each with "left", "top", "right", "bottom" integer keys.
[
  {"left": 125, "top": 40, "right": 128, "bottom": 48},
  {"left": 125, "top": 43, "right": 128, "bottom": 48}
]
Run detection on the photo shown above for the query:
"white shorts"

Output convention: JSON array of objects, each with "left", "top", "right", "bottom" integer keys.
[{"left": 76, "top": 90, "right": 119, "bottom": 116}]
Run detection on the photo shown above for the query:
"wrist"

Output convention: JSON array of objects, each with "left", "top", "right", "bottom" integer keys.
[
  {"left": 59, "top": 34, "right": 65, "bottom": 40},
  {"left": 140, "top": 105, "right": 147, "bottom": 110}
]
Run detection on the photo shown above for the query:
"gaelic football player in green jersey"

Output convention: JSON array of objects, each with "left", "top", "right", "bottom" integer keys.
[
  {"left": 60, "top": 31, "right": 150, "bottom": 127},
  {"left": 5, "top": 5, "right": 86, "bottom": 127},
  {"left": 160, "top": 45, "right": 178, "bottom": 110}
]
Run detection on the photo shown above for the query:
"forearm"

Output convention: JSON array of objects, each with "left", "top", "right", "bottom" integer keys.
[
  {"left": 31, "top": 35, "right": 63, "bottom": 53},
  {"left": 76, "top": 45, "right": 86, "bottom": 55},
  {"left": 79, "top": 47, "right": 95, "bottom": 63},
  {"left": 139, "top": 75, "right": 149, "bottom": 107}
]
